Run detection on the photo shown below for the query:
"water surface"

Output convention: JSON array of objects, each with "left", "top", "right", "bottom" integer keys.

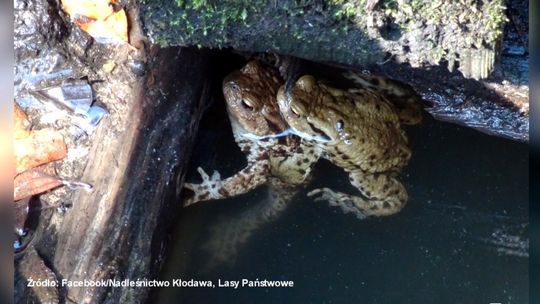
[{"left": 157, "top": 88, "right": 528, "bottom": 304}]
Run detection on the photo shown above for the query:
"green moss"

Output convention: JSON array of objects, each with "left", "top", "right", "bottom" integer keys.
[
  {"left": 141, "top": 0, "right": 507, "bottom": 78},
  {"left": 143, "top": 0, "right": 370, "bottom": 44},
  {"left": 379, "top": 0, "right": 506, "bottom": 45},
  {"left": 330, "top": 0, "right": 362, "bottom": 20}
]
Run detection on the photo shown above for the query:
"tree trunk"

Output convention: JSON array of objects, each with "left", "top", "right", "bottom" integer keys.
[{"left": 50, "top": 47, "right": 211, "bottom": 303}]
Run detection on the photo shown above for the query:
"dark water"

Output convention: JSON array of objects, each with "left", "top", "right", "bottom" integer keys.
[{"left": 155, "top": 63, "right": 528, "bottom": 304}]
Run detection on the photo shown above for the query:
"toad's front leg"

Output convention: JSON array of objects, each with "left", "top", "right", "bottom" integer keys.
[
  {"left": 308, "top": 170, "right": 408, "bottom": 219},
  {"left": 183, "top": 159, "right": 270, "bottom": 207}
]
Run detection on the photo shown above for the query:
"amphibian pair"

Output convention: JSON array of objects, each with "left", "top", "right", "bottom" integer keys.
[{"left": 184, "top": 60, "right": 421, "bottom": 219}]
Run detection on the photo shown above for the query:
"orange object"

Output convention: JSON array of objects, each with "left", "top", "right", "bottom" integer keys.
[
  {"left": 14, "top": 166, "right": 63, "bottom": 201},
  {"left": 61, "top": 0, "right": 128, "bottom": 43},
  {"left": 14, "top": 104, "right": 68, "bottom": 174},
  {"left": 14, "top": 129, "right": 67, "bottom": 174},
  {"left": 13, "top": 104, "right": 68, "bottom": 201},
  {"left": 14, "top": 104, "right": 30, "bottom": 139}
]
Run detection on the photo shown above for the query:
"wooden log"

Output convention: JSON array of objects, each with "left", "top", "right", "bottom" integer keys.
[
  {"left": 372, "top": 59, "right": 528, "bottom": 142},
  {"left": 14, "top": 0, "right": 211, "bottom": 301},
  {"left": 49, "top": 47, "right": 211, "bottom": 302}
]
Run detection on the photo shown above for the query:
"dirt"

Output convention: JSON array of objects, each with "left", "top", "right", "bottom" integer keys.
[{"left": 14, "top": 0, "right": 147, "bottom": 301}]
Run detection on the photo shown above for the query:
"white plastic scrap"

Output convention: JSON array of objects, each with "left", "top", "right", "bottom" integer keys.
[
  {"left": 72, "top": 105, "right": 108, "bottom": 134},
  {"left": 28, "top": 79, "right": 107, "bottom": 134},
  {"left": 33, "top": 80, "right": 93, "bottom": 114}
]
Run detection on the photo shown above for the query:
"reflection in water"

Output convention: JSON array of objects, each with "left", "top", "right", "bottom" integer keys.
[
  {"left": 486, "top": 223, "right": 528, "bottom": 257},
  {"left": 201, "top": 181, "right": 296, "bottom": 271},
  {"left": 159, "top": 59, "right": 528, "bottom": 303},
  {"left": 158, "top": 113, "right": 528, "bottom": 303}
]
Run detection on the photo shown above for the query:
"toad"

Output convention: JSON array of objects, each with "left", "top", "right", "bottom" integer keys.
[
  {"left": 183, "top": 61, "right": 315, "bottom": 206},
  {"left": 277, "top": 74, "right": 420, "bottom": 218}
]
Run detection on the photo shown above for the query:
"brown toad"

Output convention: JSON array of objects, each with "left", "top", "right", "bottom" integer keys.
[
  {"left": 183, "top": 61, "right": 315, "bottom": 206},
  {"left": 277, "top": 74, "right": 420, "bottom": 218},
  {"left": 183, "top": 60, "right": 317, "bottom": 267}
]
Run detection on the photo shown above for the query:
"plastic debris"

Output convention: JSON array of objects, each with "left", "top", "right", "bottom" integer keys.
[
  {"left": 31, "top": 79, "right": 93, "bottom": 114},
  {"left": 73, "top": 105, "right": 108, "bottom": 134},
  {"left": 28, "top": 79, "right": 107, "bottom": 134},
  {"left": 14, "top": 239, "right": 23, "bottom": 251}
]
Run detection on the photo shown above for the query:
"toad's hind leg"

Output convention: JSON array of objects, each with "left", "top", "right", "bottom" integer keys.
[
  {"left": 344, "top": 71, "right": 423, "bottom": 125},
  {"left": 308, "top": 171, "right": 408, "bottom": 219}
]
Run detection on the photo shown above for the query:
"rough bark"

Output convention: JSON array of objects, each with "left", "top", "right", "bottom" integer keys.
[
  {"left": 50, "top": 46, "right": 211, "bottom": 303},
  {"left": 14, "top": 0, "right": 211, "bottom": 302}
]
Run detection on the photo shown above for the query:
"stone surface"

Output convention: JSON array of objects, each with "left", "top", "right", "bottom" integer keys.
[
  {"left": 139, "top": 0, "right": 528, "bottom": 141},
  {"left": 140, "top": 0, "right": 507, "bottom": 80}
]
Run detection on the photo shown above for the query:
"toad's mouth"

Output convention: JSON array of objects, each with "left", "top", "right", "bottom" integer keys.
[
  {"left": 240, "top": 128, "right": 296, "bottom": 140},
  {"left": 307, "top": 122, "right": 332, "bottom": 142}
]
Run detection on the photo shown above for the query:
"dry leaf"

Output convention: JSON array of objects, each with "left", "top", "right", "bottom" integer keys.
[
  {"left": 15, "top": 128, "right": 67, "bottom": 174},
  {"left": 14, "top": 166, "right": 63, "bottom": 201},
  {"left": 83, "top": 9, "right": 128, "bottom": 42},
  {"left": 14, "top": 104, "right": 67, "bottom": 174},
  {"left": 14, "top": 104, "right": 30, "bottom": 139},
  {"left": 61, "top": 0, "right": 128, "bottom": 43},
  {"left": 61, "top": 0, "right": 114, "bottom": 21}
]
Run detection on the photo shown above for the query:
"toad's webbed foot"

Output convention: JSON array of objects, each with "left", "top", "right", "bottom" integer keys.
[
  {"left": 183, "top": 160, "right": 270, "bottom": 207},
  {"left": 183, "top": 167, "right": 223, "bottom": 207},
  {"left": 308, "top": 188, "right": 368, "bottom": 219},
  {"left": 308, "top": 172, "right": 408, "bottom": 219},
  {"left": 202, "top": 185, "right": 294, "bottom": 271}
]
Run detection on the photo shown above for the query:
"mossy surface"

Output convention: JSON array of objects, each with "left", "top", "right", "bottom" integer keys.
[
  {"left": 140, "top": 0, "right": 507, "bottom": 77},
  {"left": 140, "top": 0, "right": 379, "bottom": 65}
]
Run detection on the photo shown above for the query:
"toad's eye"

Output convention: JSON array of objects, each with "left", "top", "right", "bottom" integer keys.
[
  {"left": 241, "top": 98, "right": 255, "bottom": 111},
  {"left": 290, "top": 104, "right": 302, "bottom": 117}
]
